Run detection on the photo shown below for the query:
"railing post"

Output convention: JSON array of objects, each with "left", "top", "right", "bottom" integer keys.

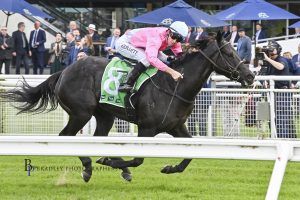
[
  {"left": 129, "top": 123, "right": 135, "bottom": 136},
  {"left": 269, "top": 80, "right": 277, "bottom": 138},
  {"left": 207, "top": 105, "right": 212, "bottom": 137},
  {"left": 265, "top": 142, "right": 293, "bottom": 200},
  {"left": 211, "top": 75, "right": 217, "bottom": 136}
]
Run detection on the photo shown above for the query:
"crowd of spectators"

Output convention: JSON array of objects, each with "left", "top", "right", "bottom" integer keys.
[{"left": 0, "top": 20, "right": 122, "bottom": 74}]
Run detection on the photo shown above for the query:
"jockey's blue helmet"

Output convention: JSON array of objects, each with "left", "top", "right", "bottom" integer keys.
[{"left": 169, "top": 21, "right": 188, "bottom": 43}]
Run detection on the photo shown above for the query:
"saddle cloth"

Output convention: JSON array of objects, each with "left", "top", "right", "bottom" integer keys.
[{"left": 100, "top": 57, "right": 158, "bottom": 108}]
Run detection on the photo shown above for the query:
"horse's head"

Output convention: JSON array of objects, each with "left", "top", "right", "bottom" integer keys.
[{"left": 195, "top": 31, "right": 255, "bottom": 86}]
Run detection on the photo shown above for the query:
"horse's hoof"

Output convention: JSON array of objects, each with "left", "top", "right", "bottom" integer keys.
[
  {"left": 161, "top": 165, "right": 173, "bottom": 174},
  {"left": 121, "top": 172, "right": 132, "bottom": 182},
  {"left": 96, "top": 157, "right": 109, "bottom": 165},
  {"left": 81, "top": 170, "right": 92, "bottom": 183}
]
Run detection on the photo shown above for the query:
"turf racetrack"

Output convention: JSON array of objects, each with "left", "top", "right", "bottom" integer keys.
[{"left": 0, "top": 156, "right": 299, "bottom": 199}]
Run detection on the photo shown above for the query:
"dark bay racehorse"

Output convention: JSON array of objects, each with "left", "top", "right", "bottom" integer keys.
[{"left": 1, "top": 32, "right": 254, "bottom": 182}]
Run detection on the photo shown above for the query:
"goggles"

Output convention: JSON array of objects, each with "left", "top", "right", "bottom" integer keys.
[{"left": 170, "top": 31, "right": 184, "bottom": 43}]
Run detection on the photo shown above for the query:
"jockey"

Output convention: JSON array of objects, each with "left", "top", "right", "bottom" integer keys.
[{"left": 116, "top": 21, "right": 189, "bottom": 92}]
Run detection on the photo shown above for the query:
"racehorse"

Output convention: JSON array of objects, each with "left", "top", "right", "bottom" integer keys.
[{"left": 1, "top": 32, "right": 254, "bottom": 182}]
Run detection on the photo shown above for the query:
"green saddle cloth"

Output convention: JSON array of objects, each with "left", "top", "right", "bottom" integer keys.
[{"left": 100, "top": 57, "right": 158, "bottom": 108}]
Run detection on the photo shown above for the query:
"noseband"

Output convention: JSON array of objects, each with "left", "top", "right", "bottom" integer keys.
[{"left": 198, "top": 42, "right": 244, "bottom": 81}]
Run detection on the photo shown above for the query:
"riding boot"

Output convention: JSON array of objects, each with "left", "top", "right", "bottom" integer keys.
[{"left": 118, "top": 62, "right": 146, "bottom": 92}]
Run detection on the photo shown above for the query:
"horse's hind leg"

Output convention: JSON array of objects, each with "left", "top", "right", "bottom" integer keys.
[
  {"left": 93, "top": 108, "right": 114, "bottom": 136},
  {"left": 97, "top": 157, "right": 133, "bottom": 181},
  {"left": 97, "top": 128, "right": 156, "bottom": 170},
  {"left": 98, "top": 157, "right": 144, "bottom": 170},
  {"left": 59, "top": 114, "right": 92, "bottom": 136},
  {"left": 161, "top": 124, "right": 192, "bottom": 174},
  {"left": 93, "top": 109, "right": 132, "bottom": 181},
  {"left": 59, "top": 112, "right": 93, "bottom": 182}
]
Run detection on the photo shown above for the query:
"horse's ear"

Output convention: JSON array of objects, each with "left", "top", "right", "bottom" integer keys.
[{"left": 216, "top": 30, "right": 223, "bottom": 43}]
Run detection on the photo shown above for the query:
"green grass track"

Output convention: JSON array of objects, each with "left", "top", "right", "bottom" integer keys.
[{"left": 0, "top": 156, "right": 299, "bottom": 200}]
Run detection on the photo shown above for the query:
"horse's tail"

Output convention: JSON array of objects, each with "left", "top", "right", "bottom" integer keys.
[{"left": 0, "top": 71, "right": 63, "bottom": 114}]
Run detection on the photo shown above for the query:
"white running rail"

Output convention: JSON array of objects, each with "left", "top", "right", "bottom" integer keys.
[{"left": 0, "top": 136, "right": 299, "bottom": 200}]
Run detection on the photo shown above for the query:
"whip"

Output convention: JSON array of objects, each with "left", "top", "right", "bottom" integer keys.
[{"left": 161, "top": 70, "right": 184, "bottom": 125}]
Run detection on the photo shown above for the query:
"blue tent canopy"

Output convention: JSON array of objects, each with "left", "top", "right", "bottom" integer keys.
[
  {"left": 128, "top": 0, "right": 227, "bottom": 27},
  {"left": 289, "top": 21, "right": 300, "bottom": 28},
  {"left": 1, "top": 0, "right": 52, "bottom": 26},
  {"left": 214, "top": 0, "right": 299, "bottom": 20}
]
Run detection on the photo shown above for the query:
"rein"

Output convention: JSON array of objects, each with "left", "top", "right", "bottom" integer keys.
[
  {"left": 146, "top": 72, "right": 194, "bottom": 104},
  {"left": 143, "top": 69, "right": 192, "bottom": 125}
]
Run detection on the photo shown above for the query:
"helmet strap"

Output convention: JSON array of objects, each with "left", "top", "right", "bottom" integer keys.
[{"left": 169, "top": 27, "right": 177, "bottom": 33}]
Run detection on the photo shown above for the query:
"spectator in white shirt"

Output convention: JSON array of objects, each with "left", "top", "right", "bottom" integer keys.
[{"left": 227, "top": 25, "right": 240, "bottom": 46}]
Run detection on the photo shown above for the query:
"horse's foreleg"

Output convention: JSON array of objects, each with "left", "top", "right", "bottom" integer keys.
[
  {"left": 161, "top": 159, "right": 192, "bottom": 174},
  {"left": 161, "top": 124, "right": 193, "bottom": 174}
]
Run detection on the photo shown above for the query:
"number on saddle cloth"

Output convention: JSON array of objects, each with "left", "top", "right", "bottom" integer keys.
[{"left": 100, "top": 57, "right": 158, "bottom": 108}]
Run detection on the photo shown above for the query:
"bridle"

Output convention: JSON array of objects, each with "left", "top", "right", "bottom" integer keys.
[{"left": 198, "top": 41, "right": 244, "bottom": 81}]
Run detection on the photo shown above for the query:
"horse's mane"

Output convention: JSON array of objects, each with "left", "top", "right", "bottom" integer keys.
[
  {"left": 170, "top": 52, "right": 197, "bottom": 68},
  {"left": 170, "top": 32, "right": 217, "bottom": 69}
]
